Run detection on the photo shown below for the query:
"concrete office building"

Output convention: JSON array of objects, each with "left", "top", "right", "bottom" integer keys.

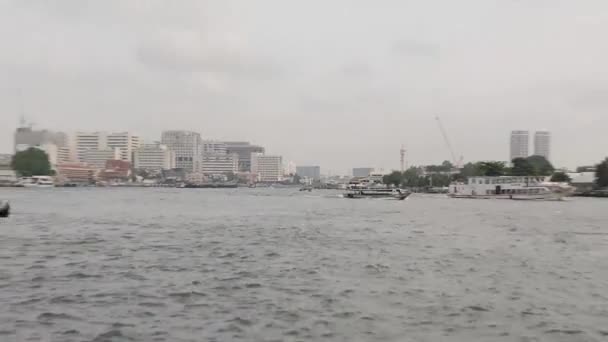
[
  {"left": 82, "top": 148, "right": 120, "bottom": 170},
  {"left": 510, "top": 130, "right": 529, "bottom": 162},
  {"left": 251, "top": 154, "right": 283, "bottom": 182},
  {"left": 14, "top": 126, "right": 66, "bottom": 152},
  {"left": 75, "top": 132, "right": 108, "bottom": 162},
  {"left": 296, "top": 166, "right": 321, "bottom": 180},
  {"left": 161, "top": 130, "right": 202, "bottom": 172},
  {"left": 225, "top": 142, "right": 265, "bottom": 172},
  {"left": 352, "top": 167, "right": 374, "bottom": 178},
  {"left": 14, "top": 126, "right": 72, "bottom": 166},
  {"left": 107, "top": 132, "right": 141, "bottom": 162},
  {"left": 57, "top": 147, "right": 73, "bottom": 164},
  {"left": 534, "top": 131, "right": 551, "bottom": 161},
  {"left": 202, "top": 141, "right": 228, "bottom": 154},
  {"left": 198, "top": 153, "right": 239, "bottom": 174},
  {"left": 133, "top": 143, "right": 176, "bottom": 171},
  {"left": 0, "top": 154, "right": 17, "bottom": 184}
]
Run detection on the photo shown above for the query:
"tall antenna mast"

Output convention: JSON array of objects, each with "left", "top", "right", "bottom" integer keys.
[
  {"left": 18, "top": 88, "right": 27, "bottom": 128},
  {"left": 400, "top": 145, "right": 406, "bottom": 172}
]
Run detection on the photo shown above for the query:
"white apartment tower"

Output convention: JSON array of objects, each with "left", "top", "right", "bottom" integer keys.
[
  {"left": 510, "top": 130, "right": 529, "bottom": 162},
  {"left": 75, "top": 132, "right": 108, "bottom": 162},
  {"left": 133, "top": 143, "right": 176, "bottom": 171},
  {"left": 251, "top": 154, "right": 283, "bottom": 182},
  {"left": 160, "top": 130, "right": 202, "bottom": 172},
  {"left": 533, "top": 131, "right": 551, "bottom": 161},
  {"left": 107, "top": 132, "right": 141, "bottom": 162}
]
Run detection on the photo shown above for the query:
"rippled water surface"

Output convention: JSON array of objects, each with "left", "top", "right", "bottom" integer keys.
[{"left": 1, "top": 188, "right": 607, "bottom": 341}]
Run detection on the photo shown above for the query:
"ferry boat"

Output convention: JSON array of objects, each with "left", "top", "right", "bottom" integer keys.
[
  {"left": 344, "top": 188, "right": 411, "bottom": 200},
  {"left": 18, "top": 176, "right": 55, "bottom": 188},
  {"left": 449, "top": 176, "right": 574, "bottom": 200}
]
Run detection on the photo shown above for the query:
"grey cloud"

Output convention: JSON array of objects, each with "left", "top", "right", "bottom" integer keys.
[
  {"left": 135, "top": 34, "right": 281, "bottom": 80},
  {"left": 391, "top": 40, "right": 440, "bottom": 58},
  {"left": 339, "top": 63, "right": 374, "bottom": 79},
  {"left": 2, "top": 0, "right": 608, "bottom": 171}
]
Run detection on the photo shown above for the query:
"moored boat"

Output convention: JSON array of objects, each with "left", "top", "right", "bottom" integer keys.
[
  {"left": 0, "top": 200, "right": 9, "bottom": 217},
  {"left": 18, "top": 176, "right": 55, "bottom": 188},
  {"left": 449, "top": 176, "right": 575, "bottom": 200},
  {"left": 344, "top": 188, "right": 411, "bottom": 200}
]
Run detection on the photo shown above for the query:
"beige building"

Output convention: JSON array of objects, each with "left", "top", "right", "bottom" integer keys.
[
  {"left": 133, "top": 143, "right": 176, "bottom": 171},
  {"left": 107, "top": 132, "right": 141, "bottom": 162},
  {"left": 161, "top": 130, "right": 201, "bottom": 172},
  {"left": 533, "top": 131, "right": 551, "bottom": 161},
  {"left": 510, "top": 130, "right": 529, "bottom": 162},
  {"left": 83, "top": 148, "right": 120, "bottom": 170},
  {"left": 251, "top": 154, "right": 283, "bottom": 182},
  {"left": 198, "top": 153, "right": 238, "bottom": 175}
]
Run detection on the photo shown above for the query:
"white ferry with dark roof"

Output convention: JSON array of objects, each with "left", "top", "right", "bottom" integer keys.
[{"left": 449, "top": 176, "right": 574, "bottom": 200}]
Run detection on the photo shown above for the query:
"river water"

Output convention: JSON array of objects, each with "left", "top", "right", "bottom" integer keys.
[{"left": 0, "top": 188, "right": 607, "bottom": 342}]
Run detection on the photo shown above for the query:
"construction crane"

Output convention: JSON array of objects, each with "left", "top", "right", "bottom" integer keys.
[{"left": 435, "top": 116, "right": 463, "bottom": 168}]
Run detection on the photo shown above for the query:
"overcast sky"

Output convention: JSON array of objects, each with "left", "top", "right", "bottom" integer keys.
[{"left": 1, "top": 0, "right": 607, "bottom": 173}]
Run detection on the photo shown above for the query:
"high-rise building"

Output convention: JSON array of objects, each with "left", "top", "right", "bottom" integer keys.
[
  {"left": 352, "top": 167, "right": 374, "bottom": 178},
  {"left": 296, "top": 166, "right": 321, "bottom": 180},
  {"left": 133, "top": 143, "right": 176, "bottom": 171},
  {"left": 533, "top": 131, "right": 551, "bottom": 161},
  {"left": 0, "top": 154, "right": 17, "bottom": 184},
  {"left": 225, "top": 142, "right": 265, "bottom": 172},
  {"left": 75, "top": 132, "right": 108, "bottom": 162},
  {"left": 161, "top": 130, "right": 202, "bottom": 172},
  {"left": 198, "top": 153, "right": 239, "bottom": 174},
  {"left": 251, "top": 154, "right": 282, "bottom": 182},
  {"left": 107, "top": 132, "right": 141, "bottom": 162},
  {"left": 510, "top": 130, "right": 529, "bottom": 162},
  {"left": 202, "top": 141, "right": 228, "bottom": 154},
  {"left": 14, "top": 126, "right": 67, "bottom": 152},
  {"left": 82, "top": 148, "right": 120, "bottom": 170}
]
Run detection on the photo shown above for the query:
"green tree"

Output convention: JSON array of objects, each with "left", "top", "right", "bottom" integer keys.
[
  {"left": 596, "top": 158, "right": 608, "bottom": 188},
  {"left": 428, "top": 173, "right": 451, "bottom": 187},
  {"left": 292, "top": 174, "right": 302, "bottom": 184},
  {"left": 426, "top": 161, "right": 453, "bottom": 173},
  {"left": 510, "top": 158, "right": 535, "bottom": 176},
  {"left": 550, "top": 172, "right": 571, "bottom": 183},
  {"left": 11, "top": 148, "right": 52, "bottom": 177},
  {"left": 402, "top": 167, "right": 424, "bottom": 187},
  {"left": 382, "top": 171, "right": 403, "bottom": 187},
  {"left": 455, "top": 162, "right": 482, "bottom": 180},
  {"left": 527, "top": 155, "right": 554, "bottom": 176},
  {"left": 441, "top": 160, "right": 454, "bottom": 171},
  {"left": 478, "top": 161, "right": 506, "bottom": 176}
]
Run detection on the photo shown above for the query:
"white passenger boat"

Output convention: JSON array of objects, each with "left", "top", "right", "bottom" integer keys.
[
  {"left": 449, "top": 176, "right": 574, "bottom": 200},
  {"left": 18, "top": 176, "right": 55, "bottom": 188},
  {"left": 344, "top": 188, "right": 411, "bottom": 200}
]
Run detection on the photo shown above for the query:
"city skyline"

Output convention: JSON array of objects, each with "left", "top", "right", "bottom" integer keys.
[{"left": 2, "top": 1, "right": 608, "bottom": 172}]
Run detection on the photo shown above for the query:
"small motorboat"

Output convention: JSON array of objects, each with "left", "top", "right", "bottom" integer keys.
[{"left": 0, "top": 200, "right": 9, "bottom": 218}]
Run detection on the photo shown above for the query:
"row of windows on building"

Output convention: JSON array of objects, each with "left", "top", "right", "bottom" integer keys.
[
  {"left": 485, "top": 188, "right": 545, "bottom": 195},
  {"left": 472, "top": 177, "right": 545, "bottom": 185}
]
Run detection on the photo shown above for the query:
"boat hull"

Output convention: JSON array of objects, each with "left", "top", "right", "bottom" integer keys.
[
  {"left": 449, "top": 193, "right": 565, "bottom": 201},
  {"left": 22, "top": 184, "right": 55, "bottom": 188},
  {"left": 0, "top": 201, "right": 9, "bottom": 217},
  {"left": 344, "top": 190, "right": 411, "bottom": 200}
]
